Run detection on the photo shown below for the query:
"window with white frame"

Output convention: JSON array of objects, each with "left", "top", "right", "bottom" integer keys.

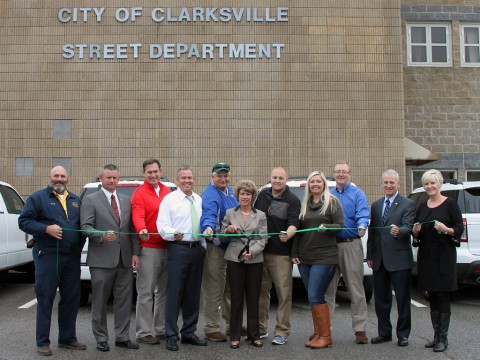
[
  {"left": 466, "top": 171, "right": 480, "bottom": 181},
  {"left": 412, "top": 169, "right": 456, "bottom": 190},
  {"left": 407, "top": 23, "right": 452, "bottom": 66},
  {"left": 460, "top": 24, "right": 480, "bottom": 67}
]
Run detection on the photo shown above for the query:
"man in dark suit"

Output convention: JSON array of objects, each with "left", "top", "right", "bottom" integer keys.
[
  {"left": 80, "top": 164, "right": 140, "bottom": 352},
  {"left": 367, "top": 169, "right": 416, "bottom": 347}
]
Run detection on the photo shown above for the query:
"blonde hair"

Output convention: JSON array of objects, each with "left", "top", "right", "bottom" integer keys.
[
  {"left": 299, "top": 171, "right": 337, "bottom": 219},
  {"left": 234, "top": 179, "right": 258, "bottom": 204},
  {"left": 421, "top": 169, "right": 444, "bottom": 187}
]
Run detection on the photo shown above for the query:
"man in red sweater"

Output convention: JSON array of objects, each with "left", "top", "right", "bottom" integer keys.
[{"left": 131, "top": 159, "right": 171, "bottom": 345}]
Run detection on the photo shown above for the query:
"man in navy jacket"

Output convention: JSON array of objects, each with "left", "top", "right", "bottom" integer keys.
[{"left": 19, "top": 166, "right": 86, "bottom": 356}]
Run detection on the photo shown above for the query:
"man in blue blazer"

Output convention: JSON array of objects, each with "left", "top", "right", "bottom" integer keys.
[
  {"left": 81, "top": 164, "right": 140, "bottom": 352},
  {"left": 367, "top": 169, "right": 416, "bottom": 347}
]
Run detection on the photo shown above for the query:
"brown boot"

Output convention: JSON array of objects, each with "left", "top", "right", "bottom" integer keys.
[
  {"left": 309, "top": 304, "right": 333, "bottom": 349},
  {"left": 305, "top": 305, "right": 320, "bottom": 347}
]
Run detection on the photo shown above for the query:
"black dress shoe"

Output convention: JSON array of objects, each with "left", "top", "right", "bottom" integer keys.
[
  {"left": 96, "top": 342, "right": 109, "bottom": 352},
  {"left": 115, "top": 340, "right": 139, "bottom": 349},
  {"left": 181, "top": 334, "right": 207, "bottom": 346},
  {"left": 166, "top": 338, "right": 179, "bottom": 351},
  {"left": 371, "top": 335, "right": 392, "bottom": 344},
  {"left": 397, "top": 337, "right": 409, "bottom": 347}
]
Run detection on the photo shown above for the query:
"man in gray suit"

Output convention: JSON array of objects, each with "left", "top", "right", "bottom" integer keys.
[
  {"left": 80, "top": 164, "right": 140, "bottom": 352},
  {"left": 367, "top": 169, "right": 416, "bottom": 347}
]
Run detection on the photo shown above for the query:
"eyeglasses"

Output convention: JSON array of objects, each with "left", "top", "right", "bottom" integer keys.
[{"left": 334, "top": 170, "right": 350, "bottom": 175}]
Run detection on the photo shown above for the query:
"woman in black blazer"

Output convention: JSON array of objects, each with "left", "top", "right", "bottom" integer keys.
[{"left": 412, "top": 169, "right": 463, "bottom": 353}]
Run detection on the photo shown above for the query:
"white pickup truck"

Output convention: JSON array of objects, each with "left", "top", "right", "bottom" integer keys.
[{"left": 0, "top": 181, "right": 34, "bottom": 275}]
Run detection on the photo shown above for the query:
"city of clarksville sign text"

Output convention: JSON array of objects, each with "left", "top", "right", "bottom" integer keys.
[{"left": 59, "top": 6, "right": 288, "bottom": 60}]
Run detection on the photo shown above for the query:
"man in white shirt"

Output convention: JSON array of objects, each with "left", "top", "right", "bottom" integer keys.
[{"left": 157, "top": 165, "right": 207, "bottom": 351}]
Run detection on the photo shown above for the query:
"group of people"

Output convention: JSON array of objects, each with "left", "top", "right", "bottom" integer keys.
[{"left": 18, "top": 160, "right": 463, "bottom": 356}]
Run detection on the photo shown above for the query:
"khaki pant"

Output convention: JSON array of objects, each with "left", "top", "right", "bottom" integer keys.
[
  {"left": 258, "top": 253, "right": 293, "bottom": 338},
  {"left": 135, "top": 247, "right": 168, "bottom": 338},
  {"left": 325, "top": 240, "right": 368, "bottom": 333},
  {"left": 202, "top": 243, "right": 231, "bottom": 334}
]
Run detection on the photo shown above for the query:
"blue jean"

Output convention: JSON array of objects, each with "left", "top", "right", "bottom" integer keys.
[{"left": 298, "top": 263, "right": 337, "bottom": 305}]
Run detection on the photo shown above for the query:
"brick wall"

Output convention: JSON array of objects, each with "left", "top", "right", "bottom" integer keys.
[{"left": 1, "top": 0, "right": 405, "bottom": 200}]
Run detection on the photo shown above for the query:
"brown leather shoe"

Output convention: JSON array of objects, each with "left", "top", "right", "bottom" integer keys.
[
  {"left": 58, "top": 341, "right": 86, "bottom": 350},
  {"left": 37, "top": 346, "right": 53, "bottom": 356},
  {"left": 137, "top": 335, "right": 160, "bottom": 345},
  {"left": 205, "top": 331, "right": 227, "bottom": 342},
  {"left": 355, "top": 331, "right": 368, "bottom": 344}
]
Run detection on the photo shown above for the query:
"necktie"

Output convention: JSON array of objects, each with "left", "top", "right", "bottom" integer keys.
[
  {"left": 187, "top": 196, "right": 199, "bottom": 241},
  {"left": 383, "top": 199, "right": 390, "bottom": 224},
  {"left": 111, "top": 194, "right": 120, "bottom": 223}
]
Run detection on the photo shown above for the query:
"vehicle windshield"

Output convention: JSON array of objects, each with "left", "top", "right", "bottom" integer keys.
[
  {"left": 288, "top": 185, "right": 336, "bottom": 201},
  {"left": 79, "top": 184, "right": 177, "bottom": 200},
  {"left": 459, "top": 188, "right": 480, "bottom": 213},
  {"left": 79, "top": 185, "right": 140, "bottom": 200}
]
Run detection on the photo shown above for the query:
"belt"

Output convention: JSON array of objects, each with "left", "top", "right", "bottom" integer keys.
[
  {"left": 336, "top": 237, "right": 360, "bottom": 243},
  {"left": 171, "top": 241, "right": 200, "bottom": 248}
]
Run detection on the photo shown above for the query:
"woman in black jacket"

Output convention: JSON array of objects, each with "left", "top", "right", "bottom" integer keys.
[{"left": 412, "top": 169, "right": 463, "bottom": 353}]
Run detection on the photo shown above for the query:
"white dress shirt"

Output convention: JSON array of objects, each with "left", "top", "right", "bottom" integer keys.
[
  {"left": 383, "top": 192, "right": 398, "bottom": 215},
  {"left": 156, "top": 189, "right": 206, "bottom": 248},
  {"left": 101, "top": 187, "right": 121, "bottom": 217}
]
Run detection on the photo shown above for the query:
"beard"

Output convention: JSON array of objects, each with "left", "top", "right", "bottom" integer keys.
[{"left": 49, "top": 181, "right": 67, "bottom": 194}]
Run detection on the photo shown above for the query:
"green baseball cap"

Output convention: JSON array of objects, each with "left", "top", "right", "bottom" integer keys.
[{"left": 212, "top": 162, "right": 230, "bottom": 173}]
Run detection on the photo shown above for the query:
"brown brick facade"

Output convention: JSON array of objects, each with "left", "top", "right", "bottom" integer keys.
[{"left": 2, "top": 1, "right": 406, "bottom": 199}]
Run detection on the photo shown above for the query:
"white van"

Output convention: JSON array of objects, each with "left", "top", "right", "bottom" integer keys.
[
  {"left": 0, "top": 181, "right": 33, "bottom": 273},
  {"left": 409, "top": 181, "right": 480, "bottom": 286}
]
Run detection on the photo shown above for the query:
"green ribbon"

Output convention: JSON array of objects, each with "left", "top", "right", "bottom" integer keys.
[{"left": 63, "top": 220, "right": 436, "bottom": 238}]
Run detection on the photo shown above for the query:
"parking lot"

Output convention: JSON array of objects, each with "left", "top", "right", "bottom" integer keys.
[{"left": 1, "top": 271, "right": 479, "bottom": 360}]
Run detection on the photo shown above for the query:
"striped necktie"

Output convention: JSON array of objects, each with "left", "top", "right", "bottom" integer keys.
[{"left": 382, "top": 199, "right": 390, "bottom": 224}]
